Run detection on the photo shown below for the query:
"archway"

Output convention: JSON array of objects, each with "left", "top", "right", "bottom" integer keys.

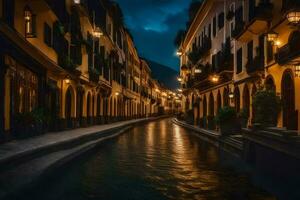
[
  {"left": 217, "top": 91, "right": 222, "bottom": 113},
  {"left": 234, "top": 87, "right": 240, "bottom": 113},
  {"left": 202, "top": 95, "right": 207, "bottom": 117},
  {"left": 65, "top": 86, "right": 74, "bottom": 128},
  {"left": 282, "top": 71, "right": 297, "bottom": 130},
  {"left": 251, "top": 84, "right": 257, "bottom": 123},
  {"left": 77, "top": 87, "right": 84, "bottom": 126},
  {"left": 265, "top": 75, "right": 276, "bottom": 91},
  {"left": 223, "top": 87, "right": 229, "bottom": 107},
  {"left": 87, "top": 92, "right": 92, "bottom": 125},
  {"left": 243, "top": 84, "right": 250, "bottom": 116},
  {"left": 209, "top": 93, "right": 214, "bottom": 116}
]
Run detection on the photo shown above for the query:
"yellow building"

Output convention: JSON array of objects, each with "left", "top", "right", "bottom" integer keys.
[
  {"left": 179, "top": 0, "right": 300, "bottom": 132},
  {"left": 0, "top": 0, "right": 174, "bottom": 140}
]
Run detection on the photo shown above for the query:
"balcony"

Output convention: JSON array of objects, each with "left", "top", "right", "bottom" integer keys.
[
  {"left": 216, "top": 39, "right": 234, "bottom": 73},
  {"left": 246, "top": 56, "right": 264, "bottom": 74},
  {"left": 236, "top": 1, "right": 273, "bottom": 42},
  {"left": 275, "top": 31, "right": 300, "bottom": 65},
  {"left": 89, "top": 67, "right": 100, "bottom": 83}
]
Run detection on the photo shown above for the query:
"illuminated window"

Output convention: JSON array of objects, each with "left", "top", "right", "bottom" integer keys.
[{"left": 24, "top": 6, "right": 36, "bottom": 38}]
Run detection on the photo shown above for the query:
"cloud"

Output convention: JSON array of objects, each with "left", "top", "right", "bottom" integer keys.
[{"left": 115, "top": 0, "right": 192, "bottom": 70}]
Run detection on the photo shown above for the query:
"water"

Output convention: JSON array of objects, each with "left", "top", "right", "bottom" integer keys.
[{"left": 26, "top": 119, "right": 275, "bottom": 200}]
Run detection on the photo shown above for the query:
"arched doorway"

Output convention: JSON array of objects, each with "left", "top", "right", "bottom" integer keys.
[
  {"left": 223, "top": 87, "right": 229, "bottom": 107},
  {"left": 265, "top": 75, "right": 276, "bottom": 91},
  {"left": 203, "top": 95, "right": 207, "bottom": 117},
  {"left": 65, "top": 87, "right": 73, "bottom": 129},
  {"left": 97, "top": 93, "right": 101, "bottom": 124},
  {"left": 234, "top": 87, "right": 240, "bottom": 113},
  {"left": 217, "top": 91, "right": 222, "bottom": 113},
  {"left": 282, "top": 71, "right": 297, "bottom": 130},
  {"left": 209, "top": 93, "right": 214, "bottom": 116},
  {"left": 77, "top": 87, "right": 84, "bottom": 126},
  {"left": 243, "top": 84, "right": 250, "bottom": 116},
  {"left": 87, "top": 93, "right": 92, "bottom": 125},
  {"left": 251, "top": 84, "right": 257, "bottom": 123}
]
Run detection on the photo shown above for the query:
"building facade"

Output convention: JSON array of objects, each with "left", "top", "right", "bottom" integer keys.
[
  {"left": 179, "top": 0, "right": 300, "bottom": 132},
  {"left": 0, "top": 0, "right": 175, "bottom": 141}
]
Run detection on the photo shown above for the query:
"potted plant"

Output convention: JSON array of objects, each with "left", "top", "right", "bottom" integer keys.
[
  {"left": 216, "top": 106, "right": 237, "bottom": 136},
  {"left": 238, "top": 108, "right": 249, "bottom": 128},
  {"left": 252, "top": 89, "right": 281, "bottom": 128}
]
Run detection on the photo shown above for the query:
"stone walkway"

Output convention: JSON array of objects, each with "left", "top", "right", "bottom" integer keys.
[{"left": 0, "top": 117, "right": 154, "bottom": 165}]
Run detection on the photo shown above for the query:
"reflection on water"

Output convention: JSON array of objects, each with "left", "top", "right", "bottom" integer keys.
[{"left": 27, "top": 119, "right": 275, "bottom": 200}]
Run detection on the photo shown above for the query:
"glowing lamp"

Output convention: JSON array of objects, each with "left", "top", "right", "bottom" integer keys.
[
  {"left": 115, "top": 92, "right": 120, "bottom": 96},
  {"left": 74, "top": 0, "right": 80, "bottom": 4},
  {"left": 229, "top": 92, "right": 234, "bottom": 99},
  {"left": 266, "top": 31, "right": 278, "bottom": 42},
  {"left": 176, "top": 51, "right": 183, "bottom": 56},
  {"left": 177, "top": 77, "right": 183, "bottom": 82},
  {"left": 194, "top": 68, "right": 202, "bottom": 74},
  {"left": 93, "top": 27, "right": 103, "bottom": 38},
  {"left": 295, "top": 65, "right": 300, "bottom": 77},
  {"left": 287, "top": 10, "right": 300, "bottom": 25},
  {"left": 178, "top": 89, "right": 183, "bottom": 92},
  {"left": 65, "top": 78, "right": 71, "bottom": 84},
  {"left": 211, "top": 75, "right": 219, "bottom": 83}
]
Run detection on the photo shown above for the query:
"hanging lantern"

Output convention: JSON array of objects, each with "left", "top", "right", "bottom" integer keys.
[
  {"left": 177, "top": 77, "right": 183, "bottom": 82},
  {"left": 266, "top": 30, "right": 278, "bottom": 42},
  {"left": 93, "top": 27, "right": 103, "bottom": 38},
  {"left": 286, "top": 9, "right": 300, "bottom": 25},
  {"left": 176, "top": 50, "right": 183, "bottom": 56},
  {"left": 194, "top": 65, "right": 202, "bottom": 74},
  {"left": 229, "top": 92, "right": 234, "bottom": 99},
  {"left": 211, "top": 75, "right": 220, "bottom": 83},
  {"left": 295, "top": 65, "right": 300, "bottom": 77}
]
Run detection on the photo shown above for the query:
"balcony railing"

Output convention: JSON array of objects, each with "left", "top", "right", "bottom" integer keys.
[
  {"left": 275, "top": 31, "right": 300, "bottom": 65},
  {"left": 249, "top": 1, "right": 273, "bottom": 22},
  {"left": 246, "top": 56, "right": 264, "bottom": 74}
]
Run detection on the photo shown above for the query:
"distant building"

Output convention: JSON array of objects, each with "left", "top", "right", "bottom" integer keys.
[
  {"left": 179, "top": 0, "right": 300, "bottom": 131},
  {"left": 0, "top": 0, "right": 177, "bottom": 140}
]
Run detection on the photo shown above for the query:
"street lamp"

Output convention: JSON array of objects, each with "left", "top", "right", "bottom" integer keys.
[
  {"left": 93, "top": 27, "right": 103, "bottom": 38},
  {"left": 286, "top": 9, "right": 300, "bottom": 25},
  {"left": 176, "top": 50, "right": 183, "bottom": 56},
  {"left": 211, "top": 75, "right": 219, "bottom": 83},
  {"left": 229, "top": 92, "right": 234, "bottom": 99},
  {"left": 266, "top": 30, "right": 278, "bottom": 42},
  {"left": 295, "top": 65, "right": 300, "bottom": 77}
]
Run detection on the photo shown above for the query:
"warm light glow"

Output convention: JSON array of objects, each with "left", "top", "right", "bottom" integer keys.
[
  {"left": 178, "top": 89, "right": 183, "bottom": 92},
  {"left": 115, "top": 92, "right": 120, "bottom": 96},
  {"left": 275, "top": 40, "right": 281, "bottom": 46},
  {"left": 65, "top": 79, "right": 71, "bottom": 84},
  {"left": 287, "top": 10, "right": 300, "bottom": 24},
  {"left": 176, "top": 51, "right": 183, "bottom": 56},
  {"left": 93, "top": 27, "right": 103, "bottom": 38},
  {"left": 194, "top": 68, "right": 202, "bottom": 74},
  {"left": 211, "top": 75, "right": 219, "bottom": 83},
  {"left": 266, "top": 31, "right": 278, "bottom": 42},
  {"left": 229, "top": 92, "right": 234, "bottom": 99},
  {"left": 295, "top": 65, "right": 300, "bottom": 77},
  {"left": 177, "top": 77, "right": 183, "bottom": 82},
  {"left": 155, "top": 89, "right": 160, "bottom": 93},
  {"left": 162, "top": 92, "right": 167, "bottom": 97},
  {"left": 74, "top": 0, "right": 80, "bottom": 4}
]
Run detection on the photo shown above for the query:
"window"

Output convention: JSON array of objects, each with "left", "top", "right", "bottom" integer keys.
[
  {"left": 24, "top": 6, "right": 36, "bottom": 38},
  {"left": 236, "top": 48, "right": 243, "bottom": 74},
  {"left": 44, "top": 23, "right": 52, "bottom": 47},
  {"left": 213, "top": 16, "right": 217, "bottom": 37},
  {"left": 218, "top": 12, "right": 225, "bottom": 30}
]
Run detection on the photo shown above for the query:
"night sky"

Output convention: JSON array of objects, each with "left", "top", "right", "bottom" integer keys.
[{"left": 115, "top": 0, "right": 193, "bottom": 71}]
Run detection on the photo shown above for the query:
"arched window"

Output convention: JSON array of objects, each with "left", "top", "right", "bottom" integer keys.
[{"left": 265, "top": 75, "right": 276, "bottom": 91}]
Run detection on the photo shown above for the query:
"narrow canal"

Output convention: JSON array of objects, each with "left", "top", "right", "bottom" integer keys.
[{"left": 26, "top": 119, "right": 275, "bottom": 200}]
